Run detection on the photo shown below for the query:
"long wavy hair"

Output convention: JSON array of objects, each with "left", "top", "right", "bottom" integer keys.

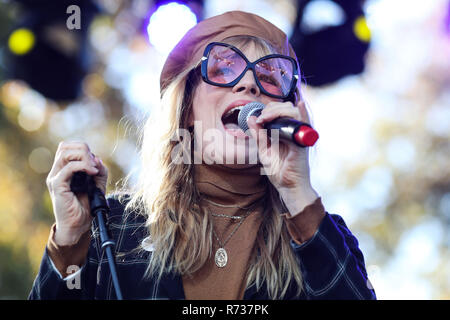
[{"left": 117, "top": 35, "right": 305, "bottom": 299}]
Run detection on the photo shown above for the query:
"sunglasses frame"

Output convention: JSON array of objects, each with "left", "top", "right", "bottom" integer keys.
[{"left": 201, "top": 42, "right": 299, "bottom": 101}]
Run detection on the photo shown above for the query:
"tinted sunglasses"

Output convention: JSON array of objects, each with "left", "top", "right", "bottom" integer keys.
[{"left": 201, "top": 42, "right": 299, "bottom": 101}]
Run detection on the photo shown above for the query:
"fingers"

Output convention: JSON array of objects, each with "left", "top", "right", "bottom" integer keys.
[
  {"left": 255, "top": 101, "right": 310, "bottom": 126},
  {"left": 246, "top": 100, "right": 312, "bottom": 156},
  {"left": 51, "top": 160, "right": 99, "bottom": 192},
  {"left": 49, "top": 141, "right": 92, "bottom": 176},
  {"left": 92, "top": 155, "right": 108, "bottom": 194},
  {"left": 47, "top": 141, "right": 108, "bottom": 194},
  {"left": 247, "top": 116, "right": 269, "bottom": 155},
  {"left": 92, "top": 155, "right": 107, "bottom": 178}
]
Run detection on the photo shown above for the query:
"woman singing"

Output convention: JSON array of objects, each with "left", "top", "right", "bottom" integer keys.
[{"left": 29, "top": 11, "right": 376, "bottom": 300}]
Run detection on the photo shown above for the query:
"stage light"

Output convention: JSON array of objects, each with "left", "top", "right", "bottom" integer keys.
[
  {"left": 8, "top": 28, "right": 35, "bottom": 55},
  {"left": 290, "top": 0, "right": 371, "bottom": 87},
  {"left": 300, "top": 0, "right": 345, "bottom": 33},
  {"left": 353, "top": 16, "right": 371, "bottom": 43},
  {"left": 146, "top": 2, "right": 198, "bottom": 54}
]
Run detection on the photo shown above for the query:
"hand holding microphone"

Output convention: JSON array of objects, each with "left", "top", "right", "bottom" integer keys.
[
  {"left": 47, "top": 141, "right": 122, "bottom": 299},
  {"left": 239, "top": 100, "right": 318, "bottom": 207},
  {"left": 238, "top": 101, "right": 319, "bottom": 147},
  {"left": 46, "top": 141, "right": 108, "bottom": 246}
]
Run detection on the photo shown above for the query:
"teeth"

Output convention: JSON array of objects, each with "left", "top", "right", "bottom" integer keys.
[{"left": 223, "top": 106, "right": 244, "bottom": 118}]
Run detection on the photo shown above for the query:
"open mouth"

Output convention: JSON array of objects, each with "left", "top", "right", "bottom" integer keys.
[{"left": 221, "top": 106, "right": 243, "bottom": 129}]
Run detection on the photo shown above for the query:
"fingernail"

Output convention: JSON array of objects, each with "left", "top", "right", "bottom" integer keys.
[{"left": 256, "top": 116, "right": 263, "bottom": 124}]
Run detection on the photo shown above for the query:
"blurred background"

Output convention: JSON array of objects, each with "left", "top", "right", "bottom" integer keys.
[{"left": 0, "top": 0, "right": 448, "bottom": 299}]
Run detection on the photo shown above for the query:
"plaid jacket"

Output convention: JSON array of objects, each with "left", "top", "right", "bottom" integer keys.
[{"left": 29, "top": 194, "right": 376, "bottom": 300}]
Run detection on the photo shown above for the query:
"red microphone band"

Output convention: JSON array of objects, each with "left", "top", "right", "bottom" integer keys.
[{"left": 294, "top": 125, "right": 319, "bottom": 147}]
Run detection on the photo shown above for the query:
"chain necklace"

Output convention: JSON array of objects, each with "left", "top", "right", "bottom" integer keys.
[
  {"left": 203, "top": 196, "right": 265, "bottom": 210},
  {"left": 211, "top": 209, "right": 255, "bottom": 268},
  {"left": 211, "top": 212, "right": 246, "bottom": 220}
]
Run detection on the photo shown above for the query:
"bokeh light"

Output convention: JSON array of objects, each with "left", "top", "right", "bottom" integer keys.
[
  {"left": 353, "top": 16, "right": 371, "bottom": 42},
  {"left": 0, "top": 81, "right": 28, "bottom": 110},
  {"left": 146, "top": 2, "right": 197, "bottom": 54},
  {"left": 301, "top": 0, "right": 345, "bottom": 33},
  {"left": 17, "top": 90, "right": 47, "bottom": 131},
  {"left": 386, "top": 136, "right": 416, "bottom": 170},
  {"left": 8, "top": 28, "right": 35, "bottom": 55},
  {"left": 28, "top": 147, "right": 53, "bottom": 174}
]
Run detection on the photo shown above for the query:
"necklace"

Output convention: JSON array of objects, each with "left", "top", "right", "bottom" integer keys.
[
  {"left": 211, "top": 212, "right": 245, "bottom": 220},
  {"left": 203, "top": 197, "right": 265, "bottom": 210},
  {"left": 211, "top": 209, "right": 255, "bottom": 268}
]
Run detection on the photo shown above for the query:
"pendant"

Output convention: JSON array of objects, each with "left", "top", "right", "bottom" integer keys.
[{"left": 215, "top": 248, "right": 228, "bottom": 268}]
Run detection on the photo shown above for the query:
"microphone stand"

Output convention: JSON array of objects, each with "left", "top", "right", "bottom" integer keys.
[{"left": 70, "top": 172, "right": 123, "bottom": 300}]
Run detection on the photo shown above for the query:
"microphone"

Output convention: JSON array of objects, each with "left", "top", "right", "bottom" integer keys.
[
  {"left": 70, "top": 171, "right": 93, "bottom": 194},
  {"left": 237, "top": 102, "right": 319, "bottom": 147},
  {"left": 70, "top": 171, "right": 123, "bottom": 300}
]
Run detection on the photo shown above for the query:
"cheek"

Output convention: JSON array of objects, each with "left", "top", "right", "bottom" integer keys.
[
  {"left": 192, "top": 85, "right": 222, "bottom": 127},
  {"left": 192, "top": 88, "right": 208, "bottom": 124},
  {"left": 192, "top": 101, "right": 216, "bottom": 126}
]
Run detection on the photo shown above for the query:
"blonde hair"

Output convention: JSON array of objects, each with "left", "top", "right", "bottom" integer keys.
[{"left": 117, "top": 36, "right": 304, "bottom": 299}]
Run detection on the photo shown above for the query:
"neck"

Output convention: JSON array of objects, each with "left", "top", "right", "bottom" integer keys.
[{"left": 194, "top": 163, "right": 268, "bottom": 214}]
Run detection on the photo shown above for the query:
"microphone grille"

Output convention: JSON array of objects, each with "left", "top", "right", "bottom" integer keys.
[{"left": 237, "top": 102, "right": 265, "bottom": 133}]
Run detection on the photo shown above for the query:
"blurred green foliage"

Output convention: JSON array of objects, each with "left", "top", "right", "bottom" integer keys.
[{"left": 0, "top": 0, "right": 448, "bottom": 299}]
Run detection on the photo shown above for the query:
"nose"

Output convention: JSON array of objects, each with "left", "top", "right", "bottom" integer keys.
[{"left": 232, "top": 70, "right": 260, "bottom": 97}]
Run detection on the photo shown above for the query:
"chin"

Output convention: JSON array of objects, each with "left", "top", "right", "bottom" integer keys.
[
  {"left": 220, "top": 163, "right": 258, "bottom": 169},
  {"left": 193, "top": 121, "right": 259, "bottom": 165},
  {"left": 221, "top": 137, "right": 259, "bottom": 165}
]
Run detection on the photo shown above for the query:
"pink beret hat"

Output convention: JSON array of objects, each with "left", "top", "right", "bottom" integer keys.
[{"left": 160, "top": 10, "right": 298, "bottom": 94}]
